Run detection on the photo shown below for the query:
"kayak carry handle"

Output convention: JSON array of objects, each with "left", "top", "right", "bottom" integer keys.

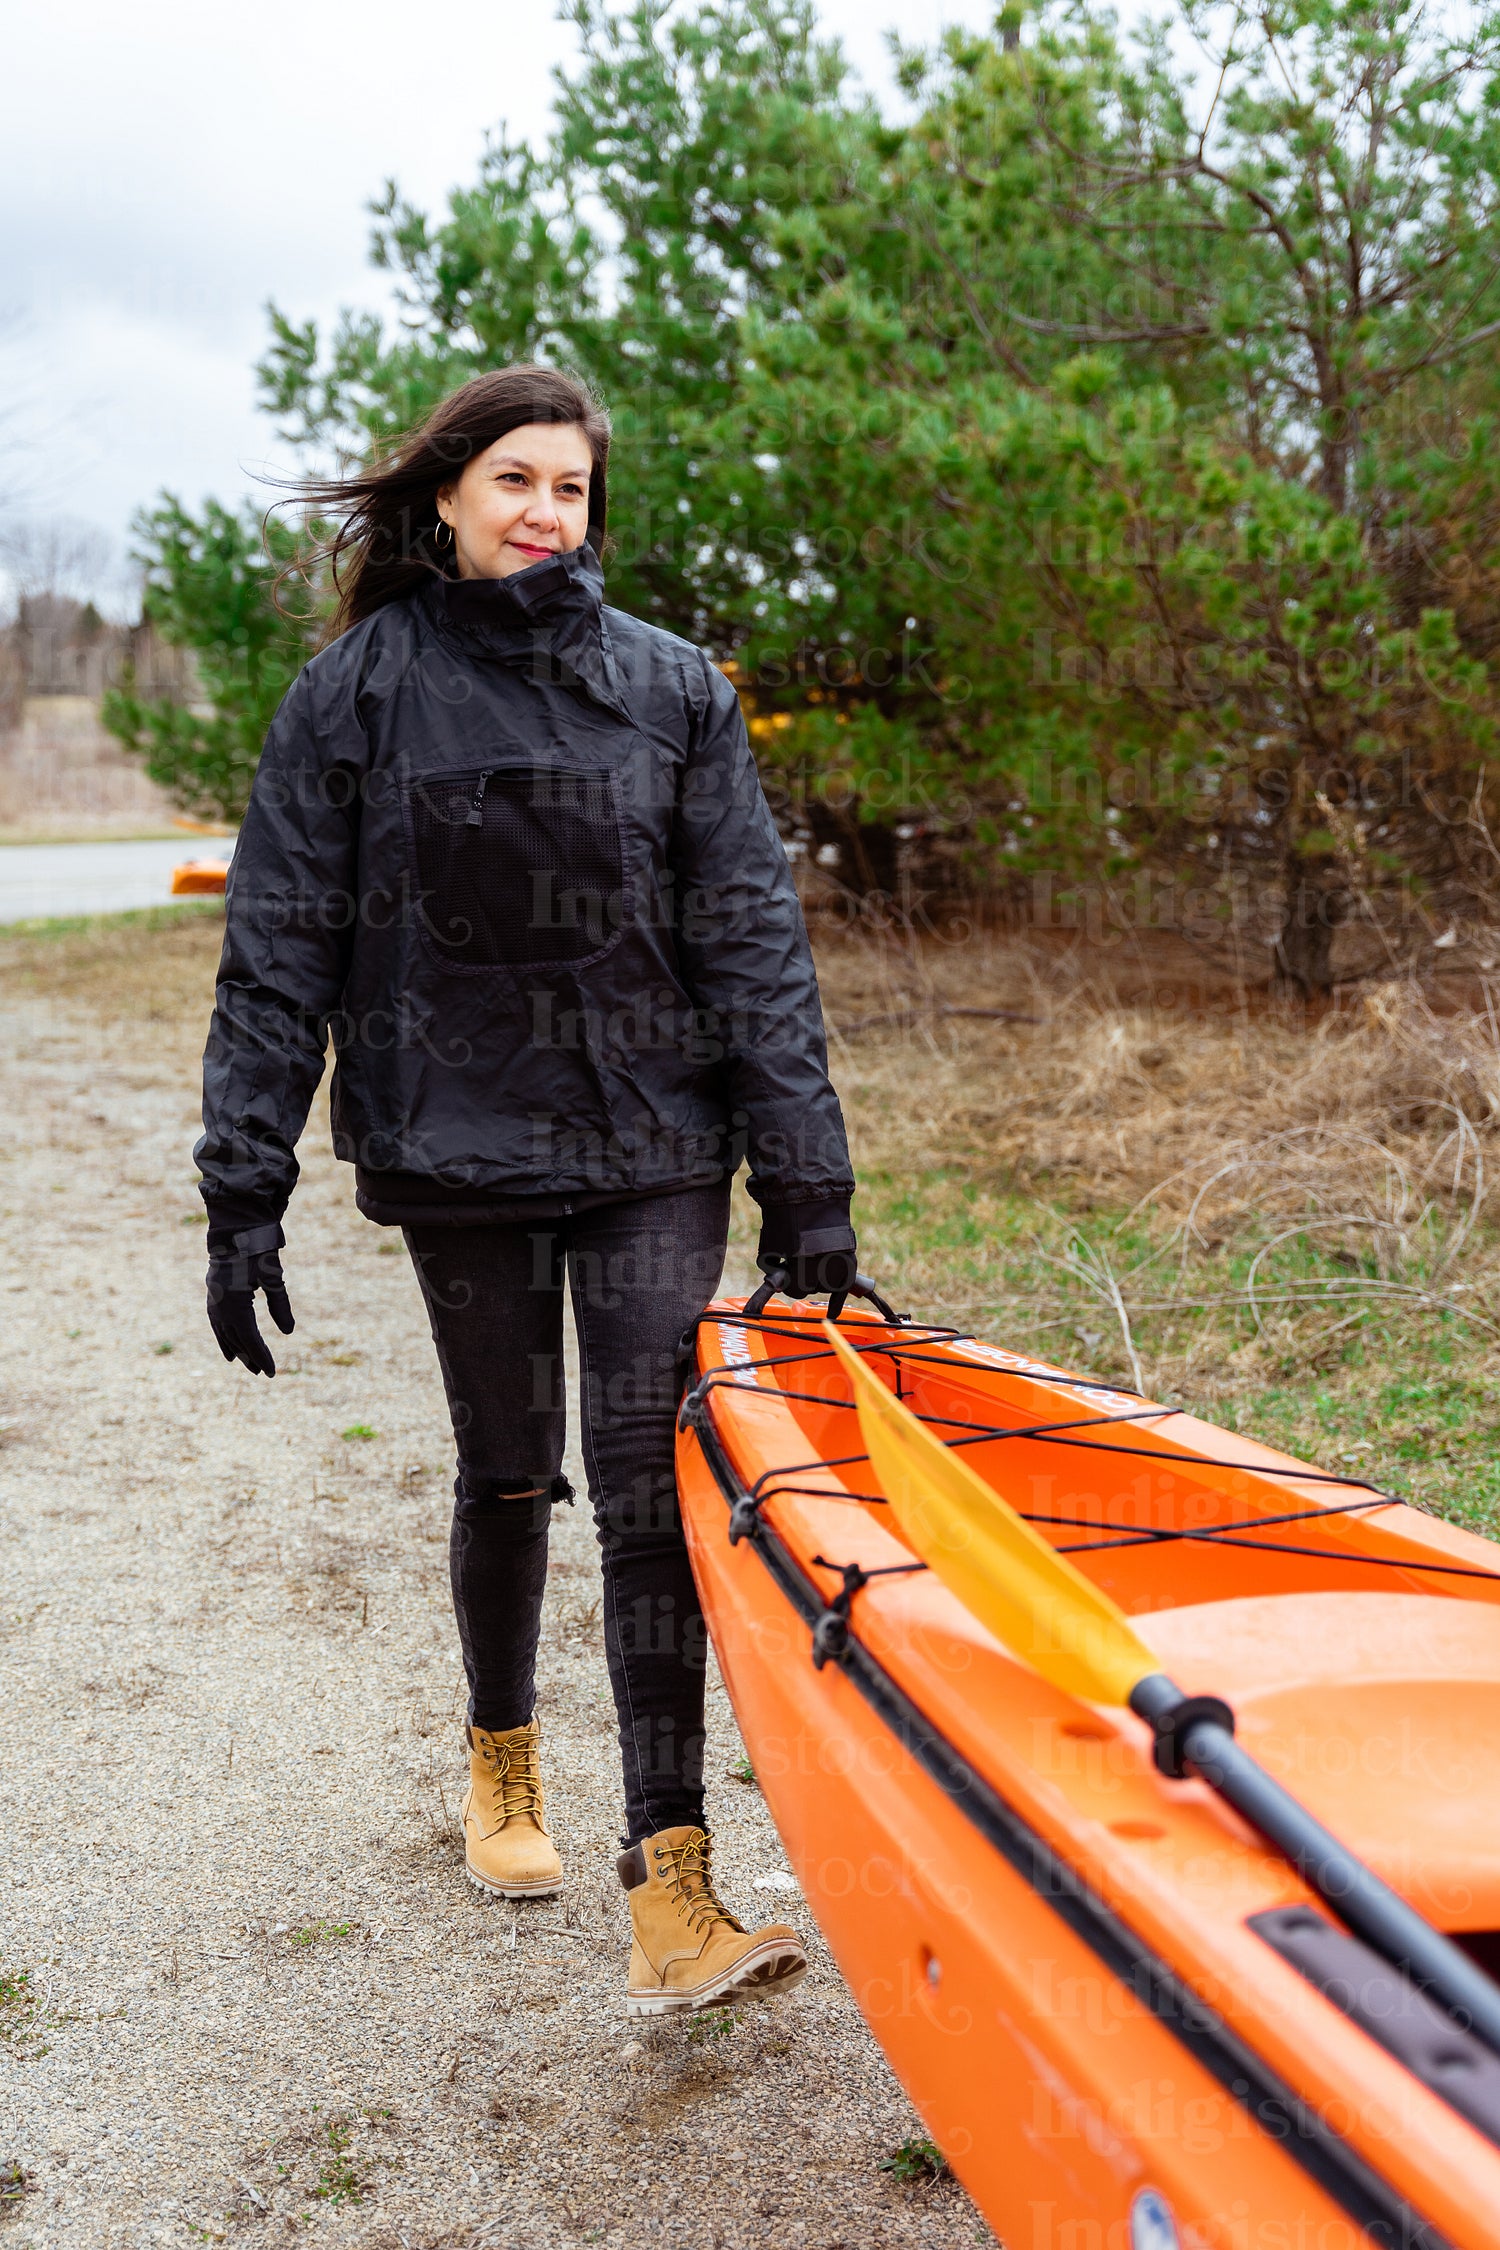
[
  {"left": 1130, "top": 1670, "right": 1500, "bottom": 2058},
  {"left": 744, "top": 1267, "right": 908, "bottom": 1325}
]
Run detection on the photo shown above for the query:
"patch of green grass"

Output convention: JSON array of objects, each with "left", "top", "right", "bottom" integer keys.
[
  {"left": 0, "top": 1970, "right": 48, "bottom": 2059},
  {"left": 1248, "top": 1370, "right": 1500, "bottom": 1537},
  {"left": 287, "top": 1921, "right": 354, "bottom": 1949},
  {"left": 686, "top": 2006, "right": 739, "bottom": 2044},
  {"left": 0, "top": 1972, "right": 35, "bottom": 2018},
  {"left": 311, "top": 2120, "right": 366, "bottom": 2206},
  {"left": 0, "top": 901, "right": 221, "bottom": 943},
  {"left": 153, "top": 1342, "right": 174, "bottom": 1355},
  {"left": 881, "top": 2136, "right": 949, "bottom": 2184},
  {"left": 857, "top": 1167, "right": 1500, "bottom": 1544},
  {"left": 0, "top": 2158, "right": 37, "bottom": 2212},
  {"left": 340, "top": 1425, "right": 378, "bottom": 1443},
  {"left": 728, "top": 1754, "right": 757, "bottom": 1786}
]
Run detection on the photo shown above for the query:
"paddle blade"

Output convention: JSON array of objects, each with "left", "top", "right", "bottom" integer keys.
[{"left": 822, "top": 1320, "right": 1154, "bottom": 1706}]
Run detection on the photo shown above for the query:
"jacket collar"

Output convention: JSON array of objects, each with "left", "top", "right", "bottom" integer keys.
[{"left": 425, "top": 542, "right": 620, "bottom": 711}]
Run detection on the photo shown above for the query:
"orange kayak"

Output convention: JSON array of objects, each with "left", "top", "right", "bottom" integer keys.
[
  {"left": 676, "top": 1298, "right": 1500, "bottom": 2249},
  {"left": 170, "top": 858, "right": 229, "bottom": 896}
]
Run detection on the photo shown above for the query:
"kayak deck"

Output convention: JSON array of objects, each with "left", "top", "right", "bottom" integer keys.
[
  {"left": 678, "top": 1300, "right": 1500, "bottom": 2247},
  {"left": 706, "top": 1305, "right": 1500, "bottom": 1902}
]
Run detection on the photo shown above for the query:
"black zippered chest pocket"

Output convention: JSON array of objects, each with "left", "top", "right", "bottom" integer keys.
[{"left": 408, "top": 765, "right": 626, "bottom": 968}]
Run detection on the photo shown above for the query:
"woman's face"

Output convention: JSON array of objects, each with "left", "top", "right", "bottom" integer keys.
[{"left": 436, "top": 422, "right": 593, "bottom": 580}]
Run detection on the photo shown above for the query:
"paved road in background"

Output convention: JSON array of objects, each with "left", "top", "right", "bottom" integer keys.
[{"left": 0, "top": 838, "right": 229, "bottom": 924}]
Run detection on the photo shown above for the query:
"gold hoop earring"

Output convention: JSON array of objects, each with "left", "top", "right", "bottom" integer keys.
[{"left": 435, "top": 520, "right": 454, "bottom": 551}]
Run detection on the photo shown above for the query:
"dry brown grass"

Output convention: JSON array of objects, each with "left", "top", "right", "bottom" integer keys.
[
  {"left": 0, "top": 900, "right": 223, "bottom": 1034},
  {"left": 809, "top": 924, "right": 1500, "bottom": 1531},
  {"left": 0, "top": 695, "right": 181, "bottom": 841},
  {"left": 816, "top": 921, "right": 1498, "bottom": 1206}
]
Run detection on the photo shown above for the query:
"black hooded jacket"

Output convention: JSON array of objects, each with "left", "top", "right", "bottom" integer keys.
[{"left": 196, "top": 542, "right": 853, "bottom": 1233}]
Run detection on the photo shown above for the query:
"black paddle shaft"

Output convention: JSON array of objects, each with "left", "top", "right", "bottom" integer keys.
[{"left": 1130, "top": 1671, "right": 1500, "bottom": 2057}]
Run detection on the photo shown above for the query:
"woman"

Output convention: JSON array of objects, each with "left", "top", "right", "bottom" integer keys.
[{"left": 196, "top": 366, "right": 858, "bottom": 2018}]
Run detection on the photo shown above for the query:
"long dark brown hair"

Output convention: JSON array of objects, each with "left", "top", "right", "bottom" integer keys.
[{"left": 288, "top": 366, "right": 611, "bottom": 643}]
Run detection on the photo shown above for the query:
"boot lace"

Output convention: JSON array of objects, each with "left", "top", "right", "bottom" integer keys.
[
  {"left": 654, "top": 1830, "right": 746, "bottom": 1938},
  {"left": 479, "top": 1734, "right": 544, "bottom": 1823}
]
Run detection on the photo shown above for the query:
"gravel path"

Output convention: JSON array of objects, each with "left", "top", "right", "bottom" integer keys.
[{"left": 0, "top": 924, "right": 991, "bottom": 2249}]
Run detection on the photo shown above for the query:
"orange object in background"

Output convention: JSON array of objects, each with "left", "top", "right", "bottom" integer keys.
[
  {"left": 170, "top": 859, "right": 228, "bottom": 895},
  {"left": 676, "top": 1300, "right": 1500, "bottom": 2248}
]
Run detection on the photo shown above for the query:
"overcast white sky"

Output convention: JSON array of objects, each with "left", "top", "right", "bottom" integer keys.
[{"left": 0, "top": 0, "right": 994, "bottom": 613}]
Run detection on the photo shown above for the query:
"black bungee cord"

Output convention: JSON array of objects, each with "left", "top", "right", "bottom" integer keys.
[{"left": 686, "top": 1302, "right": 1500, "bottom": 1583}]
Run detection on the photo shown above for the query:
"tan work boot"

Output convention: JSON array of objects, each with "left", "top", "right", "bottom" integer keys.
[
  {"left": 618, "top": 1823, "right": 807, "bottom": 2017},
  {"left": 463, "top": 1717, "right": 563, "bottom": 1900}
]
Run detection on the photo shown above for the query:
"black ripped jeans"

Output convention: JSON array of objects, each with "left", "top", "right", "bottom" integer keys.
[{"left": 403, "top": 1180, "right": 730, "bottom": 1845}]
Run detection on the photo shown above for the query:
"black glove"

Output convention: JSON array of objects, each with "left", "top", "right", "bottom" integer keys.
[
  {"left": 755, "top": 1196, "right": 858, "bottom": 1305},
  {"left": 205, "top": 1221, "right": 295, "bottom": 1378}
]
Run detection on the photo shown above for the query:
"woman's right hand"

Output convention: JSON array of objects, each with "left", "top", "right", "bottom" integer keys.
[
  {"left": 754, "top": 1196, "right": 858, "bottom": 1302},
  {"left": 206, "top": 1223, "right": 295, "bottom": 1378}
]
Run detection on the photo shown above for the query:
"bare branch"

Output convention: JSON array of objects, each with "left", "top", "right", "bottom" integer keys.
[{"left": 1003, "top": 310, "right": 1213, "bottom": 344}]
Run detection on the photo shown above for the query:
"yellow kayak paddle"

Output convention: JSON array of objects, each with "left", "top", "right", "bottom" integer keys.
[{"left": 822, "top": 1316, "right": 1154, "bottom": 1703}]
